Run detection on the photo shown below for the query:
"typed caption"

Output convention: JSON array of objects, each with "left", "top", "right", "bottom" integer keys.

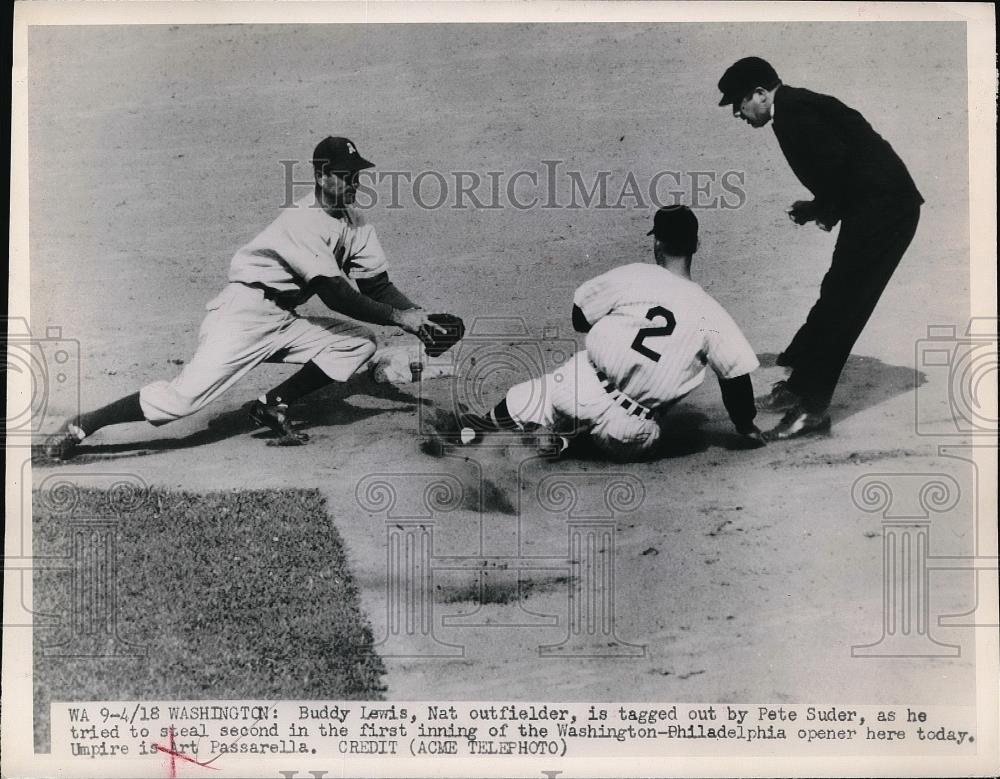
[{"left": 52, "top": 701, "right": 977, "bottom": 764}]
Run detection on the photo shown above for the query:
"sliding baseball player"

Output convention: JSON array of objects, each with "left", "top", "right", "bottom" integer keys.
[{"left": 450, "top": 205, "right": 766, "bottom": 461}]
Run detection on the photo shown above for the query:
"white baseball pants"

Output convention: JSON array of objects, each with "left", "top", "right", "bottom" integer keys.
[
  {"left": 504, "top": 350, "right": 661, "bottom": 461},
  {"left": 140, "top": 283, "right": 376, "bottom": 424}
]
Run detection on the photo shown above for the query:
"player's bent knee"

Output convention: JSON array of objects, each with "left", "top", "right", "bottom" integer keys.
[
  {"left": 596, "top": 429, "right": 661, "bottom": 463},
  {"left": 312, "top": 335, "right": 378, "bottom": 382},
  {"left": 506, "top": 377, "right": 551, "bottom": 427},
  {"left": 359, "top": 335, "right": 378, "bottom": 360},
  {"left": 347, "top": 335, "right": 378, "bottom": 369}
]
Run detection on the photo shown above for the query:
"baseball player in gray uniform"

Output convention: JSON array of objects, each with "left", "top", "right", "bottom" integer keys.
[
  {"left": 451, "top": 206, "right": 766, "bottom": 461},
  {"left": 44, "top": 136, "right": 445, "bottom": 459}
]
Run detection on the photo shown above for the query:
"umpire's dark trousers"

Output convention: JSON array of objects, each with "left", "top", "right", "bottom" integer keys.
[{"left": 783, "top": 200, "right": 921, "bottom": 412}]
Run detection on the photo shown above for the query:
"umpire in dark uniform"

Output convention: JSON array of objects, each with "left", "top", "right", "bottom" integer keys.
[{"left": 718, "top": 56, "right": 923, "bottom": 439}]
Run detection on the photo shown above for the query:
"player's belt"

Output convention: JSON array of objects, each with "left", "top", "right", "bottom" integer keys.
[
  {"left": 241, "top": 282, "right": 299, "bottom": 312},
  {"left": 594, "top": 370, "right": 655, "bottom": 421}
]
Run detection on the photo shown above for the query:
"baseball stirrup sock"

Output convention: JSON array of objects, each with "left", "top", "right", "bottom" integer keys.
[
  {"left": 265, "top": 362, "right": 335, "bottom": 406},
  {"left": 460, "top": 399, "right": 519, "bottom": 432},
  {"left": 74, "top": 391, "right": 144, "bottom": 435}
]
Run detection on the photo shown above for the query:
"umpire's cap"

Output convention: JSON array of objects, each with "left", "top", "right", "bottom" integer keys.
[
  {"left": 718, "top": 57, "right": 780, "bottom": 106},
  {"left": 312, "top": 136, "right": 375, "bottom": 172},
  {"left": 648, "top": 205, "right": 698, "bottom": 256}
]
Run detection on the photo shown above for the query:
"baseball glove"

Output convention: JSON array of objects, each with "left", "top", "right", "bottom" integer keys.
[{"left": 418, "top": 313, "right": 465, "bottom": 357}]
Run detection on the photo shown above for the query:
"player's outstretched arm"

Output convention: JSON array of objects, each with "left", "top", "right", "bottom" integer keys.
[
  {"left": 314, "top": 276, "right": 443, "bottom": 335},
  {"left": 357, "top": 271, "right": 418, "bottom": 311},
  {"left": 354, "top": 271, "right": 454, "bottom": 340},
  {"left": 719, "top": 373, "right": 766, "bottom": 448}
]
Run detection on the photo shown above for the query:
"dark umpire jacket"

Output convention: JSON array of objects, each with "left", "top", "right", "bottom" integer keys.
[{"left": 771, "top": 85, "right": 924, "bottom": 227}]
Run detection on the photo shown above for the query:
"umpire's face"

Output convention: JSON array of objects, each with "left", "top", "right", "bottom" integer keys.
[{"left": 733, "top": 88, "right": 772, "bottom": 128}]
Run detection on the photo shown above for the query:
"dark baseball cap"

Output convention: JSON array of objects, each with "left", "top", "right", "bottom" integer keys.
[
  {"left": 647, "top": 205, "right": 698, "bottom": 255},
  {"left": 312, "top": 136, "right": 375, "bottom": 172},
  {"left": 717, "top": 56, "right": 780, "bottom": 106}
]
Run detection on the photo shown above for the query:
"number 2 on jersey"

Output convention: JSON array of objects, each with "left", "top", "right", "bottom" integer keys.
[{"left": 630, "top": 305, "right": 676, "bottom": 362}]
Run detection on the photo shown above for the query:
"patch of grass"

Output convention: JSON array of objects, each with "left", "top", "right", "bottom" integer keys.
[{"left": 33, "top": 487, "right": 385, "bottom": 751}]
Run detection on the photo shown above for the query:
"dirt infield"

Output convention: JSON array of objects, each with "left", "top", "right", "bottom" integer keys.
[{"left": 27, "top": 22, "right": 975, "bottom": 706}]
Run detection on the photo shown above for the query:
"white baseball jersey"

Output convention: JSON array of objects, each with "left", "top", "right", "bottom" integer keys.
[
  {"left": 140, "top": 194, "right": 389, "bottom": 424},
  {"left": 574, "top": 262, "right": 758, "bottom": 407},
  {"left": 229, "top": 193, "right": 388, "bottom": 306}
]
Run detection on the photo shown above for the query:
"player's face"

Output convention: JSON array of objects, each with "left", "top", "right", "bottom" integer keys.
[
  {"left": 318, "top": 169, "right": 360, "bottom": 206},
  {"left": 733, "top": 89, "right": 772, "bottom": 128}
]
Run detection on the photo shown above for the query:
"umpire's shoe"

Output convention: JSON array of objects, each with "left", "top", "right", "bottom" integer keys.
[
  {"left": 43, "top": 422, "right": 87, "bottom": 460},
  {"left": 247, "top": 399, "right": 309, "bottom": 444},
  {"left": 756, "top": 380, "right": 802, "bottom": 412},
  {"left": 764, "top": 405, "right": 831, "bottom": 441}
]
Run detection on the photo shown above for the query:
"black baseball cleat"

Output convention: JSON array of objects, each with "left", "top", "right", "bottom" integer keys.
[
  {"left": 247, "top": 400, "right": 309, "bottom": 444},
  {"left": 764, "top": 406, "right": 832, "bottom": 441},
  {"left": 756, "top": 379, "right": 802, "bottom": 413},
  {"left": 43, "top": 422, "right": 87, "bottom": 460}
]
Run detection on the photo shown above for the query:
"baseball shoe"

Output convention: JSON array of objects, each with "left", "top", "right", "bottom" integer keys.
[
  {"left": 536, "top": 431, "right": 570, "bottom": 459},
  {"left": 756, "top": 380, "right": 802, "bottom": 412},
  {"left": 456, "top": 422, "right": 484, "bottom": 446},
  {"left": 455, "top": 409, "right": 504, "bottom": 446},
  {"left": 764, "top": 406, "right": 831, "bottom": 441},
  {"left": 521, "top": 425, "right": 570, "bottom": 459},
  {"left": 426, "top": 406, "right": 487, "bottom": 448},
  {"left": 43, "top": 422, "right": 87, "bottom": 460},
  {"left": 247, "top": 399, "right": 309, "bottom": 444}
]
